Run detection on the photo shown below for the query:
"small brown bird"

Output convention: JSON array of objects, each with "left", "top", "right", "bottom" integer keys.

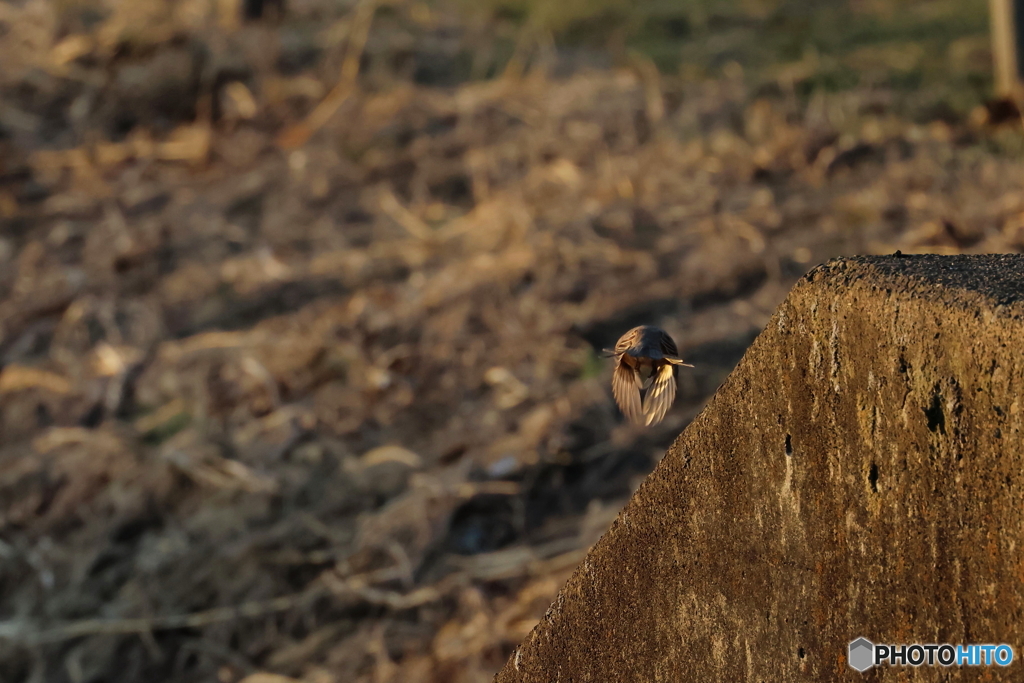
[{"left": 606, "top": 325, "right": 692, "bottom": 426}]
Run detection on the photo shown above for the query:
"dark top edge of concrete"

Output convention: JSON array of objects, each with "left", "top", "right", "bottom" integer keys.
[{"left": 805, "top": 254, "right": 1024, "bottom": 308}]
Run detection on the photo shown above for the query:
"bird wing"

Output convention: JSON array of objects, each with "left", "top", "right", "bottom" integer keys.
[
  {"left": 659, "top": 329, "right": 680, "bottom": 358},
  {"left": 658, "top": 329, "right": 693, "bottom": 366},
  {"left": 642, "top": 363, "right": 676, "bottom": 426},
  {"left": 615, "top": 326, "right": 642, "bottom": 354},
  {"left": 612, "top": 358, "right": 643, "bottom": 424}
]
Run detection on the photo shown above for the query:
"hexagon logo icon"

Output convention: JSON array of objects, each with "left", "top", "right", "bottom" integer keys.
[{"left": 848, "top": 638, "right": 875, "bottom": 672}]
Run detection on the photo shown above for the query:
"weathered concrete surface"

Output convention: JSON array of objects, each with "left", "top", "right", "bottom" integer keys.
[{"left": 495, "top": 254, "right": 1024, "bottom": 682}]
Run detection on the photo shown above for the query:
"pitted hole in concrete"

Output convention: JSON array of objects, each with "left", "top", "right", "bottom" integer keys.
[
  {"left": 923, "top": 385, "right": 945, "bottom": 434},
  {"left": 868, "top": 463, "right": 879, "bottom": 493},
  {"left": 785, "top": 434, "right": 792, "bottom": 456},
  {"left": 798, "top": 647, "right": 806, "bottom": 659}
]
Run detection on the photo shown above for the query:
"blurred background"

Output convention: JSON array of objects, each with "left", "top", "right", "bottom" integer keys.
[{"left": 0, "top": 0, "right": 1019, "bottom": 681}]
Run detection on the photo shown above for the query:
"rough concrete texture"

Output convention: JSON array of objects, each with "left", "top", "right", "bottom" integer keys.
[{"left": 495, "top": 254, "right": 1024, "bottom": 682}]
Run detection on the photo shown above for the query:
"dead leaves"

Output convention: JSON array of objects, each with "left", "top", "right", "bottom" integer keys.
[
  {"left": 0, "top": 427, "right": 164, "bottom": 531},
  {"left": 0, "top": 365, "right": 71, "bottom": 395}
]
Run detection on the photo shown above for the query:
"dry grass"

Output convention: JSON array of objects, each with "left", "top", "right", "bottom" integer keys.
[{"left": 0, "top": 0, "right": 1021, "bottom": 682}]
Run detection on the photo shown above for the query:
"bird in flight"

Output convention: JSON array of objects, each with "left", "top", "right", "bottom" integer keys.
[{"left": 606, "top": 325, "right": 692, "bottom": 426}]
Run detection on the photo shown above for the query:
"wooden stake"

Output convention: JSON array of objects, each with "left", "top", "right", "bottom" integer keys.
[{"left": 990, "top": 0, "right": 1024, "bottom": 98}]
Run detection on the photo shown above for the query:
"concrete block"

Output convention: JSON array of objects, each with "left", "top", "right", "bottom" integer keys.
[{"left": 496, "top": 254, "right": 1024, "bottom": 682}]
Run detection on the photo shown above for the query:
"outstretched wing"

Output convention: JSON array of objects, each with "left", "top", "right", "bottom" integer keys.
[
  {"left": 642, "top": 363, "right": 676, "bottom": 426},
  {"left": 614, "top": 326, "right": 643, "bottom": 355},
  {"left": 612, "top": 359, "right": 643, "bottom": 424}
]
